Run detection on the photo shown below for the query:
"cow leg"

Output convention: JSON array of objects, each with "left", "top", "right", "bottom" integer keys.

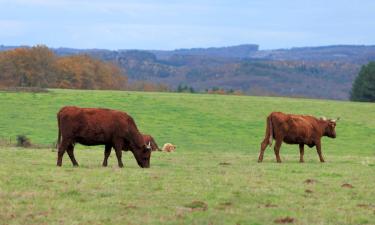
[
  {"left": 299, "top": 144, "right": 304, "bottom": 163},
  {"left": 66, "top": 144, "right": 79, "bottom": 167},
  {"left": 258, "top": 140, "right": 268, "bottom": 162},
  {"left": 316, "top": 141, "right": 325, "bottom": 163},
  {"left": 114, "top": 142, "right": 124, "bottom": 168},
  {"left": 57, "top": 141, "right": 69, "bottom": 167},
  {"left": 102, "top": 144, "right": 112, "bottom": 167},
  {"left": 274, "top": 139, "right": 282, "bottom": 163}
]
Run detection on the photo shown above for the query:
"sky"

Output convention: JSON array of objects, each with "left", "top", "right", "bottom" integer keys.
[{"left": 0, "top": 0, "right": 374, "bottom": 50}]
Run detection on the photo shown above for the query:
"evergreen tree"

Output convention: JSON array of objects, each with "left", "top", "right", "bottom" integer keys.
[{"left": 350, "top": 62, "right": 375, "bottom": 102}]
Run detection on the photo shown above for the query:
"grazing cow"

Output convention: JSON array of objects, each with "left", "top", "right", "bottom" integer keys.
[
  {"left": 142, "top": 134, "right": 161, "bottom": 151},
  {"left": 258, "top": 112, "right": 339, "bottom": 163},
  {"left": 56, "top": 106, "right": 152, "bottom": 168},
  {"left": 162, "top": 143, "right": 176, "bottom": 152}
]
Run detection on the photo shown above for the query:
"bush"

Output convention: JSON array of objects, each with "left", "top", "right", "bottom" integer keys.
[{"left": 16, "top": 135, "right": 31, "bottom": 147}]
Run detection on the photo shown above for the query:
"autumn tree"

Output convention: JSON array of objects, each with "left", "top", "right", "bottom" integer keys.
[
  {"left": 55, "top": 55, "right": 128, "bottom": 90},
  {"left": 0, "top": 45, "right": 57, "bottom": 87},
  {"left": 0, "top": 46, "right": 129, "bottom": 90}
]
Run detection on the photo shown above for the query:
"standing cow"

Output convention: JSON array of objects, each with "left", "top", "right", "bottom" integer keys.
[
  {"left": 258, "top": 112, "right": 339, "bottom": 163},
  {"left": 56, "top": 106, "right": 152, "bottom": 168}
]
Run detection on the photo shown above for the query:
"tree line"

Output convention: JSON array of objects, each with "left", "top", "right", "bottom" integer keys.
[
  {"left": 1, "top": 45, "right": 372, "bottom": 101},
  {"left": 0, "top": 45, "right": 168, "bottom": 92},
  {"left": 0, "top": 45, "right": 127, "bottom": 90}
]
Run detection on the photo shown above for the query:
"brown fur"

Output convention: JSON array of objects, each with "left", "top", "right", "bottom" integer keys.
[
  {"left": 162, "top": 143, "right": 176, "bottom": 152},
  {"left": 56, "top": 106, "right": 151, "bottom": 168},
  {"left": 142, "top": 134, "right": 161, "bottom": 151},
  {"left": 258, "top": 112, "right": 338, "bottom": 163}
]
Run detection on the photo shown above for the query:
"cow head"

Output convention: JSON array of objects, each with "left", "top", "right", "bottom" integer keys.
[
  {"left": 133, "top": 144, "right": 152, "bottom": 168},
  {"left": 323, "top": 117, "right": 339, "bottom": 138}
]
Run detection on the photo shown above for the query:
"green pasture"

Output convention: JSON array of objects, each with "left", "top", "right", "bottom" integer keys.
[{"left": 0, "top": 89, "right": 374, "bottom": 224}]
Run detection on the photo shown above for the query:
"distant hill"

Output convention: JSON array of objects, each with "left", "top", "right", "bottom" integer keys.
[
  {"left": 150, "top": 44, "right": 259, "bottom": 59},
  {"left": 251, "top": 45, "right": 375, "bottom": 63},
  {"left": 1, "top": 44, "right": 374, "bottom": 100}
]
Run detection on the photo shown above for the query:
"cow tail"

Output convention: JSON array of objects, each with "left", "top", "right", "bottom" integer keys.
[
  {"left": 56, "top": 113, "right": 61, "bottom": 150},
  {"left": 267, "top": 115, "right": 273, "bottom": 147},
  {"left": 152, "top": 137, "right": 162, "bottom": 151}
]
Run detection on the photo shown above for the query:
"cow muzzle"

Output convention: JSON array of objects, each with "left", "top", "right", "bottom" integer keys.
[{"left": 140, "top": 163, "right": 150, "bottom": 168}]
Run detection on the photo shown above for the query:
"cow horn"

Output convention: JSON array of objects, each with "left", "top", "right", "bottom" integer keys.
[
  {"left": 147, "top": 141, "right": 151, "bottom": 149},
  {"left": 320, "top": 116, "right": 327, "bottom": 121},
  {"left": 332, "top": 117, "right": 340, "bottom": 122}
]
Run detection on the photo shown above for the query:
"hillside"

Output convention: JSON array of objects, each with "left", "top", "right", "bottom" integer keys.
[
  {"left": 1, "top": 44, "right": 375, "bottom": 99},
  {"left": 0, "top": 89, "right": 374, "bottom": 224}
]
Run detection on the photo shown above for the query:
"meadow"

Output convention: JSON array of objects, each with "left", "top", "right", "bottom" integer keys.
[{"left": 0, "top": 89, "right": 374, "bottom": 224}]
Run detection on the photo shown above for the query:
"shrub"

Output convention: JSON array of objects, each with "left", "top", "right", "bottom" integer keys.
[{"left": 16, "top": 135, "right": 31, "bottom": 147}]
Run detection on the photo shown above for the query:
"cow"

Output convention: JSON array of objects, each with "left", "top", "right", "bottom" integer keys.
[
  {"left": 142, "top": 134, "right": 161, "bottom": 151},
  {"left": 56, "top": 106, "right": 152, "bottom": 168},
  {"left": 257, "top": 112, "right": 339, "bottom": 163},
  {"left": 162, "top": 143, "right": 176, "bottom": 152}
]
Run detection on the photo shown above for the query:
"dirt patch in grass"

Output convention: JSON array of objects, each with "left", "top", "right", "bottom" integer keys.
[
  {"left": 304, "top": 179, "right": 316, "bottom": 184},
  {"left": 215, "top": 201, "right": 233, "bottom": 210},
  {"left": 184, "top": 201, "right": 208, "bottom": 211},
  {"left": 274, "top": 216, "right": 295, "bottom": 224},
  {"left": 219, "top": 162, "right": 231, "bottom": 166},
  {"left": 357, "top": 204, "right": 375, "bottom": 210},
  {"left": 220, "top": 202, "right": 233, "bottom": 206},
  {"left": 120, "top": 203, "right": 138, "bottom": 209},
  {"left": 176, "top": 201, "right": 208, "bottom": 219},
  {"left": 305, "top": 189, "right": 313, "bottom": 193},
  {"left": 257, "top": 203, "right": 278, "bottom": 208},
  {"left": 341, "top": 183, "right": 354, "bottom": 188},
  {"left": 265, "top": 203, "right": 278, "bottom": 208}
]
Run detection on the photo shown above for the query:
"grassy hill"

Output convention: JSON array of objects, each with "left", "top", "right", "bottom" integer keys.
[{"left": 0, "top": 89, "right": 374, "bottom": 224}]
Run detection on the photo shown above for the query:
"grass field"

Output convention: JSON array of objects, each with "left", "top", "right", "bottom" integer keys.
[{"left": 0, "top": 89, "right": 374, "bottom": 224}]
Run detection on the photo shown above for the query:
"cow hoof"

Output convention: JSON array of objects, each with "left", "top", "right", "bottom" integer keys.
[
  {"left": 299, "top": 160, "right": 304, "bottom": 163},
  {"left": 257, "top": 160, "right": 263, "bottom": 163}
]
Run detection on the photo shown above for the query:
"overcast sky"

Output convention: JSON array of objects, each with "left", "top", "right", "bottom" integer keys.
[{"left": 0, "top": 0, "right": 374, "bottom": 50}]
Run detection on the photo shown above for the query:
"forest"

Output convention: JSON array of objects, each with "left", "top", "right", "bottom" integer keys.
[{"left": 0, "top": 46, "right": 168, "bottom": 92}]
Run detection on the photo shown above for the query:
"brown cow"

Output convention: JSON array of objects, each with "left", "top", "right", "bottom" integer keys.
[
  {"left": 142, "top": 134, "right": 161, "bottom": 151},
  {"left": 56, "top": 106, "right": 152, "bottom": 168},
  {"left": 258, "top": 112, "right": 339, "bottom": 163}
]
